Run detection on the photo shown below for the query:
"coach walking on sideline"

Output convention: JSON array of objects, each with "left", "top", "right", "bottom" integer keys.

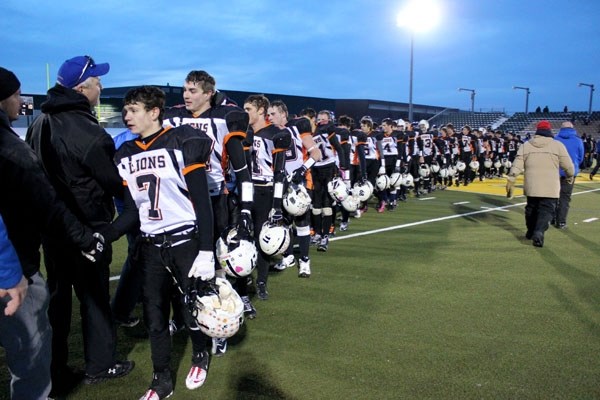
[
  {"left": 26, "top": 55, "right": 134, "bottom": 396},
  {"left": 0, "top": 67, "right": 106, "bottom": 400},
  {"left": 553, "top": 121, "right": 584, "bottom": 229},
  {"left": 506, "top": 120, "right": 574, "bottom": 248}
]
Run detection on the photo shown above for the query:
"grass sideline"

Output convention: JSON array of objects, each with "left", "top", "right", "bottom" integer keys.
[{"left": 1, "top": 176, "right": 600, "bottom": 399}]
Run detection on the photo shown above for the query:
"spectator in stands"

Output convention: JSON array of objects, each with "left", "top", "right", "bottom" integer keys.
[
  {"left": 506, "top": 121, "right": 574, "bottom": 248},
  {"left": 543, "top": 106, "right": 549, "bottom": 113},
  {"left": 553, "top": 122, "right": 584, "bottom": 229},
  {"left": 563, "top": 106, "right": 569, "bottom": 113},
  {"left": 535, "top": 106, "right": 542, "bottom": 113}
]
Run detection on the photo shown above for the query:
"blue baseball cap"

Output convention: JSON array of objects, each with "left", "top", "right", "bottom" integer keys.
[{"left": 57, "top": 55, "right": 110, "bottom": 88}]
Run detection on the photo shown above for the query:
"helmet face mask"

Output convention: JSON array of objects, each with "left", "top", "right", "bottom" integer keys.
[
  {"left": 188, "top": 277, "right": 244, "bottom": 338},
  {"left": 341, "top": 194, "right": 360, "bottom": 212},
  {"left": 456, "top": 161, "right": 466, "bottom": 172},
  {"left": 418, "top": 164, "right": 430, "bottom": 177},
  {"left": 283, "top": 183, "right": 311, "bottom": 216}
]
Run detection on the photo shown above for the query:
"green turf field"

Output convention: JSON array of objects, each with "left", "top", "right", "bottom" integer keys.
[{"left": 2, "top": 176, "right": 600, "bottom": 399}]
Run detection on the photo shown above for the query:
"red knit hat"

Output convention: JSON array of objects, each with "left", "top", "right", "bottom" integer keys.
[{"left": 536, "top": 120, "right": 551, "bottom": 131}]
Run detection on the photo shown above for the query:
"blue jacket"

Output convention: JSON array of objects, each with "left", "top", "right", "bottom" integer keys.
[
  {"left": 0, "top": 214, "right": 22, "bottom": 289},
  {"left": 554, "top": 128, "right": 584, "bottom": 177}
]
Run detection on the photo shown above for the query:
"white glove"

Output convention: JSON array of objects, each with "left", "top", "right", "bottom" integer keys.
[
  {"left": 378, "top": 166, "right": 386, "bottom": 175},
  {"left": 188, "top": 250, "right": 215, "bottom": 280}
]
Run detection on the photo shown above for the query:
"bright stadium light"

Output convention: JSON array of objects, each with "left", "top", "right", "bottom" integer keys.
[
  {"left": 397, "top": 0, "right": 441, "bottom": 123},
  {"left": 578, "top": 83, "right": 594, "bottom": 116},
  {"left": 513, "top": 86, "right": 530, "bottom": 114}
]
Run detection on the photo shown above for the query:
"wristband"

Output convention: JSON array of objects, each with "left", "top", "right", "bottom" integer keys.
[
  {"left": 273, "top": 182, "right": 284, "bottom": 199},
  {"left": 241, "top": 181, "right": 254, "bottom": 203},
  {"left": 303, "top": 157, "right": 316, "bottom": 170}
]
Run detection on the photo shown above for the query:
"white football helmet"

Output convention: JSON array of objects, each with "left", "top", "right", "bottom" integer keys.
[
  {"left": 418, "top": 119, "right": 430, "bottom": 131},
  {"left": 494, "top": 160, "right": 502, "bottom": 169},
  {"left": 341, "top": 194, "right": 360, "bottom": 212},
  {"left": 418, "top": 164, "right": 430, "bottom": 178},
  {"left": 376, "top": 174, "right": 390, "bottom": 191},
  {"left": 439, "top": 168, "right": 449, "bottom": 178},
  {"left": 501, "top": 158, "right": 510, "bottom": 168},
  {"left": 258, "top": 222, "right": 290, "bottom": 256},
  {"left": 389, "top": 172, "right": 402, "bottom": 188},
  {"left": 456, "top": 160, "right": 466, "bottom": 171},
  {"left": 430, "top": 162, "right": 440, "bottom": 173},
  {"left": 447, "top": 166, "right": 456, "bottom": 177},
  {"left": 190, "top": 277, "right": 244, "bottom": 338},
  {"left": 353, "top": 180, "right": 373, "bottom": 202},
  {"left": 484, "top": 158, "right": 493, "bottom": 169},
  {"left": 283, "top": 183, "right": 311, "bottom": 216},
  {"left": 216, "top": 227, "right": 257, "bottom": 278},
  {"left": 469, "top": 160, "right": 480, "bottom": 171},
  {"left": 401, "top": 173, "right": 414, "bottom": 187},
  {"left": 504, "top": 160, "right": 512, "bottom": 169},
  {"left": 327, "top": 177, "right": 350, "bottom": 202}
]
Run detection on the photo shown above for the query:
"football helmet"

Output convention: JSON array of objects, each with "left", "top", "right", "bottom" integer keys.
[
  {"left": 418, "top": 163, "right": 430, "bottom": 177},
  {"left": 504, "top": 160, "right": 512, "bottom": 169},
  {"left": 501, "top": 158, "right": 511, "bottom": 169},
  {"left": 439, "top": 168, "right": 449, "bottom": 178},
  {"left": 401, "top": 173, "right": 414, "bottom": 187},
  {"left": 283, "top": 183, "right": 311, "bottom": 216},
  {"left": 418, "top": 119, "right": 430, "bottom": 131},
  {"left": 456, "top": 160, "right": 466, "bottom": 171},
  {"left": 341, "top": 194, "right": 360, "bottom": 212},
  {"left": 216, "top": 226, "right": 257, "bottom": 278},
  {"left": 484, "top": 158, "right": 493, "bottom": 169},
  {"left": 188, "top": 277, "right": 244, "bottom": 338},
  {"left": 430, "top": 162, "right": 440, "bottom": 173},
  {"left": 494, "top": 160, "right": 502, "bottom": 169},
  {"left": 469, "top": 160, "right": 480, "bottom": 171},
  {"left": 389, "top": 172, "right": 402, "bottom": 188},
  {"left": 327, "top": 176, "right": 350, "bottom": 202},
  {"left": 447, "top": 166, "right": 456, "bottom": 177},
  {"left": 353, "top": 180, "right": 373, "bottom": 202},
  {"left": 376, "top": 174, "right": 390, "bottom": 191},
  {"left": 258, "top": 221, "right": 290, "bottom": 256}
]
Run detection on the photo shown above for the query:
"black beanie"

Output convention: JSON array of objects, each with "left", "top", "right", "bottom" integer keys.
[{"left": 0, "top": 67, "right": 21, "bottom": 101}]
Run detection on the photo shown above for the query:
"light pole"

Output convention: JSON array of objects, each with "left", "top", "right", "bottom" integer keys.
[
  {"left": 513, "top": 86, "right": 530, "bottom": 114},
  {"left": 578, "top": 83, "right": 594, "bottom": 115},
  {"left": 397, "top": 0, "right": 441, "bottom": 123},
  {"left": 458, "top": 88, "right": 475, "bottom": 113}
]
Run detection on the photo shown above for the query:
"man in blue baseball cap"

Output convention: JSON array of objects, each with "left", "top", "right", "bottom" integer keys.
[{"left": 26, "top": 56, "right": 134, "bottom": 397}]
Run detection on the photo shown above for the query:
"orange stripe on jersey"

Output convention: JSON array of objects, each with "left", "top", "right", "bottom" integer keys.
[
  {"left": 223, "top": 131, "right": 246, "bottom": 147},
  {"left": 183, "top": 163, "right": 206, "bottom": 175},
  {"left": 299, "top": 131, "right": 312, "bottom": 138},
  {"left": 305, "top": 169, "right": 314, "bottom": 190},
  {"left": 135, "top": 126, "right": 172, "bottom": 151},
  {"left": 272, "top": 148, "right": 286, "bottom": 154},
  {"left": 122, "top": 180, "right": 128, "bottom": 187}
]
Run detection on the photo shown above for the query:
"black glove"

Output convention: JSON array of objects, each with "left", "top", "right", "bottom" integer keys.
[
  {"left": 290, "top": 165, "right": 307, "bottom": 184},
  {"left": 225, "top": 110, "right": 249, "bottom": 132},
  {"left": 81, "top": 233, "right": 105, "bottom": 263},
  {"left": 237, "top": 209, "right": 254, "bottom": 238}
]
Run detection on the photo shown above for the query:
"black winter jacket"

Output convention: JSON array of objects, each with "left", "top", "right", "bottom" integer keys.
[
  {"left": 0, "top": 109, "right": 95, "bottom": 278},
  {"left": 26, "top": 84, "right": 123, "bottom": 229}
]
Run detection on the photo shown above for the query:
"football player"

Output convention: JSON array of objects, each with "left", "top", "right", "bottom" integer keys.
[
  {"left": 268, "top": 100, "right": 322, "bottom": 277},
  {"left": 104, "top": 86, "right": 216, "bottom": 399}
]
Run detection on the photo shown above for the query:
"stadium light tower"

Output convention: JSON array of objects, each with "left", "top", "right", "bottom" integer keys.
[
  {"left": 458, "top": 88, "right": 476, "bottom": 113},
  {"left": 397, "top": 0, "right": 441, "bottom": 123},
  {"left": 513, "top": 86, "right": 530, "bottom": 114},
  {"left": 578, "top": 83, "right": 594, "bottom": 116}
]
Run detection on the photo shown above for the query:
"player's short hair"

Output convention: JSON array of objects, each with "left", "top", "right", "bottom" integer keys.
[
  {"left": 338, "top": 115, "right": 352, "bottom": 127},
  {"left": 185, "top": 70, "right": 216, "bottom": 93},
  {"left": 244, "top": 94, "right": 270, "bottom": 116},
  {"left": 124, "top": 86, "right": 165, "bottom": 122},
  {"left": 270, "top": 100, "right": 288, "bottom": 117},
  {"left": 300, "top": 108, "right": 316, "bottom": 120},
  {"left": 381, "top": 118, "right": 396, "bottom": 127}
]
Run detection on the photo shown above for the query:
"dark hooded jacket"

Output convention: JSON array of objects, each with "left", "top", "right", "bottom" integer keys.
[
  {"left": 26, "top": 84, "right": 123, "bottom": 230},
  {"left": 0, "top": 108, "right": 95, "bottom": 278}
]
